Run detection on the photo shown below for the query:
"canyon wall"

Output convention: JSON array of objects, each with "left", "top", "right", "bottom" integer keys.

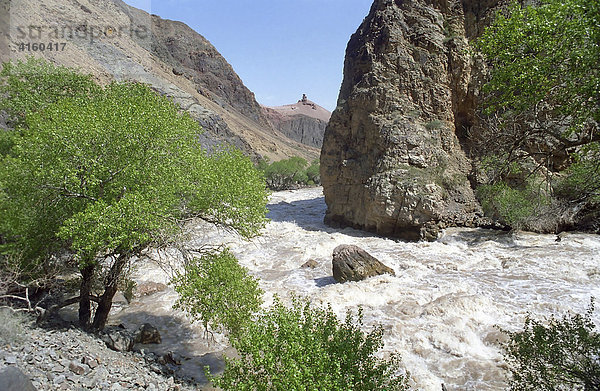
[{"left": 321, "top": 0, "right": 501, "bottom": 240}]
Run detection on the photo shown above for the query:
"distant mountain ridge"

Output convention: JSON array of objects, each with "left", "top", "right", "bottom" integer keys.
[
  {"left": 0, "top": 0, "right": 319, "bottom": 162},
  {"left": 262, "top": 95, "right": 331, "bottom": 148}
]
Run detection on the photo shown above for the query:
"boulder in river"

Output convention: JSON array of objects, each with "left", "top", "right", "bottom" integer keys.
[
  {"left": 135, "top": 323, "right": 162, "bottom": 345},
  {"left": 332, "top": 245, "right": 395, "bottom": 283}
]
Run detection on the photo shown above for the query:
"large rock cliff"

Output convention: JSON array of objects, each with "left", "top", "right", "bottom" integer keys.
[{"left": 321, "top": 0, "right": 501, "bottom": 240}]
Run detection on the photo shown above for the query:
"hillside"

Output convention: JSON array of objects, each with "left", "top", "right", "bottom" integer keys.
[
  {"left": 262, "top": 95, "right": 331, "bottom": 148},
  {"left": 0, "top": 0, "right": 319, "bottom": 162}
]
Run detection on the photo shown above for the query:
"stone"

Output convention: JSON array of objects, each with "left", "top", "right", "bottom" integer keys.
[
  {"left": 332, "top": 245, "right": 395, "bottom": 283},
  {"left": 262, "top": 101, "right": 331, "bottom": 148},
  {"left": 69, "top": 361, "right": 88, "bottom": 375},
  {"left": 5, "top": 355, "right": 17, "bottom": 364},
  {"left": 52, "top": 374, "right": 66, "bottom": 385},
  {"left": 102, "top": 327, "right": 135, "bottom": 352},
  {"left": 301, "top": 259, "right": 319, "bottom": 269},
  {"left": 320, "top": 0, "right": 499, "bottom": 241},
  {"left": 111, "top": 291, "right": 129, "bottom": 306},
  {"left": 135, "top": 323, "right": 162, "bottom": 345},
  {"left": 0, "top": 366, "right": 37, "bottom": 391},
  {"left": 82, "top": 356, "right": 99, "bottom": 369}
]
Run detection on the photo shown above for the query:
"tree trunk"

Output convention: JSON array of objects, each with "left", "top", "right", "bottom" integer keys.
[
  {"left": 91, "top": 253, "right": 129, "bottom": 331},
  {"left": 78, "top": 265, "right": 95, "bottom": 329}
]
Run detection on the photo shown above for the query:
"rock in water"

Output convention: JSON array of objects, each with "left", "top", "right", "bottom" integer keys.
[
  {"left": 321, "top": 0, "right": 500, "bottom": 240},
  {"left": 0, "top": 366, "right": 37, "bottom": 391},
  {"left": 135, "top": 323, "right": 162, "bottom": 345},
  {"left": 332, "top": 245, "right": 394, "bottom": 283}
]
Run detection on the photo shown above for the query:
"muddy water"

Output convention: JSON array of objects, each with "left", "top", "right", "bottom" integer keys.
[{"left": 116, "top": 187, "right": 600, "bottom": 390}]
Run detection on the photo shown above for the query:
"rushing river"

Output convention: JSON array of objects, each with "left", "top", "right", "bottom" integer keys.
[{"left": 116, "top": 187, "right": 600, "bottom": 390}]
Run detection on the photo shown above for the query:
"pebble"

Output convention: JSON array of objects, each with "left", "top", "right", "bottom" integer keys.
[{"left": 0, "top": 316, "right": 201, "bottom": 391}]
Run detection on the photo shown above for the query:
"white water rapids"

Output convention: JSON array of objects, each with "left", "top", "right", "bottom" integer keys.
[{"left": 116, "top": 187, "right": 600, "bottom": 390}]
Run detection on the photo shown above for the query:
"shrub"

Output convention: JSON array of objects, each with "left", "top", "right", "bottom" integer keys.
[
  {"left": 172, "top": 248, "right": 263, "bottom": 339},
  {"left": 208, "top": 297, "right": 411, "bottom": 391},
  {"left": 502, "top": 301, "right": 600, "bottom": 390},
  {"left": 477, "top": 182, "right": 536, "bottom": 229},
  {"left": 258, "top": 156, "right": 320, "bottom": 190}
]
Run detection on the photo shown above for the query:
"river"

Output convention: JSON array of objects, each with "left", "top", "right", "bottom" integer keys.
[{"left": 116, "top": 187, "right": 600, "bottom": 390}]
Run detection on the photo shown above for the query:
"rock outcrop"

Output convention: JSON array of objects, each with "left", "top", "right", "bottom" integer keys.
[
  {"left": 332, "top": 245, "right": 394, "bottom": 283},
  {"left": 321, "top": 0, "right": 501, "bottom": 240},
  {"left": 263, "top": 96, "right": 331, "bottom": 148}
]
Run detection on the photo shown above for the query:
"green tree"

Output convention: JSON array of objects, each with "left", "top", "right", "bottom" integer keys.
[
  {"left": 502, "top": 302, "right": 600, "bottom": 390},
  {"left": 0, "top": 57, "right": 101, "bottom": 129},
  {"left": 262, "top": 156, "right": 309, "bottom": 190},
  {"left": 209, "top": 297, "right": 410, "bottom": 391},
  {"left": 477, "top": 0, "right": 599, "bottom": 133},
  {"left": 0, "top": 59, "right": 268, "bottom": 330},
  {"left": 474, "top": 0, "right": 600, "bottom": 225},
  {"left": 172, "top": 248, "right": 263, "bottom": 339}
]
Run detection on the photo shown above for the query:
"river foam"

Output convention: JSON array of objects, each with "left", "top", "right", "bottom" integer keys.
[{"left": 119, "top": 187, "right": 600, "bottom": 390}]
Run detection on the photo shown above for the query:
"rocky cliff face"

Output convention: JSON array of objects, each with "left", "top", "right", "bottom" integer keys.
[
  {"left": 262, "top": 97, "right": 331, "bottom": 148},
  {"left": 321, "top": 0, "right": 501, "bottom": 240},
  {"left": 0, "top": 0, "right": 318, "bottom": 162}
]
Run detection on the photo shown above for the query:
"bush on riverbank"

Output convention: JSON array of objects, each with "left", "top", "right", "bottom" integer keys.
[
  {"left": 257, "top": 156, "right": 320, "bottom": 190},
  {"left": 502, "top": 301, "right": 600, "bottom": 390}
]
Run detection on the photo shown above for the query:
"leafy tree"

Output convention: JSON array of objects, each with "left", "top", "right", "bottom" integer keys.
[
  {"left": 0, "top": 57, "right": 101, "bottom": 129},
  {"left": 306, "top": 159, "right": 321, "bottom": 185},
  {"left": 0, "top": 59, "right": 268, "bottom": 330},
  {"left": 208, "top": 297, "right": 411, "bottom": 391},
  {"left": 502, "top": 302, "right": 600, "bottom": 390},
  {"left": 477, "top": 0, "right": 599, "bottom": 133},
  {"left": 172, "top": 247, "right": 263, "bottom": 339},
  {"left": 258, "top": 156, "right": 321, "bottom": 190},
  {"left": 474, "top": 0, "right": 600, "bottom": 225}
]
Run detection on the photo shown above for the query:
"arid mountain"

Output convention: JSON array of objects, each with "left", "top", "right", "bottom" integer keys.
[
  {"left": 262, "top": 95, "right": 331, "bottom": 148},
  {"left": 0, "top": 0, "right": 319, "bottom": 162}
]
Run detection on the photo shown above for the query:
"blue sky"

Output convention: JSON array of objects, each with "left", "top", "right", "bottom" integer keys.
[{"left": 123, "top": 0, "right": 373, "bottom": 112}]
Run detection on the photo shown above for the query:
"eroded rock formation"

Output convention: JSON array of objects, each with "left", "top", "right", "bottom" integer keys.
[
  {"left": 321, "top": 0, "right": 501, "bottom": 240},
  {"left": 263, "top": 96, "right": 331, "bottom": 148}
]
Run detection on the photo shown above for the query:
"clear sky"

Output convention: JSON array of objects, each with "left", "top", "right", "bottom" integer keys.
[{"left": 123, "top": 0, "right": 373, "bottom": 112}]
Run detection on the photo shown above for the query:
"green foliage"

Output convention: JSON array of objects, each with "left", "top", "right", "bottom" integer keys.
[
  {"left": 554, "top": 143, "right": 600, "bottom": 203},
  {"left": 172, "top": 248, "right": 263, "bottom": 338},
  {"left": 502, "top": 301, "right": 600, "bottom": 390},
  {"left": 258, "top": 156, "right": 320, "bottom": 190},
  {"left": 477, "top": 180, "right": 549, "bottom": 229},
  {"left": 0, "top": 58, "right": 268, "bottom": 328},
  {"left": 190, "top": 148, "right": 269, "bottom": 238},
  {"left": 476, "top": 0, "right": 600, "bottom": 128},
  {"left": 0, "top": 57, "right": 101, "bottom": 129},
  {"left": 475, "top": 0, "right": 600, "bottom": 219},
  {"left": 209, "top": 297, "right": 410, "bottom": 391},
  {"left": 1, "top": 61, "right": 267, "bottom": 261}
]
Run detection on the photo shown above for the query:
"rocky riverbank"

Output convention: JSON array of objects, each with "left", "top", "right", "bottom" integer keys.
[{"left": 0, "top": 309, "right": 205, "bottom": 391}]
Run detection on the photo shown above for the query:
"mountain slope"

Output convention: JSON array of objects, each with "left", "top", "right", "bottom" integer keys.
[
  {"left": 0, "top": 0, "right": 318, "bottom": 161},
  {"left": 262, "top": 95, "right": 331, "bottom": 148}
]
